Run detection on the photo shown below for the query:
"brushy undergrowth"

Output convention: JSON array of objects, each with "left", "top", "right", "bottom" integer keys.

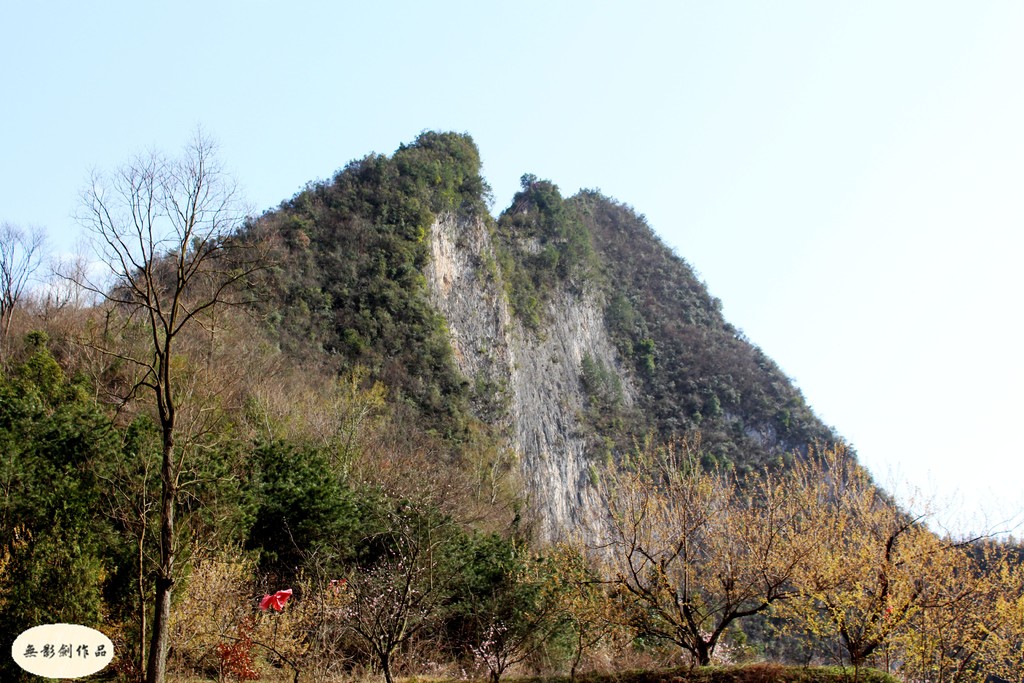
[
  {"left": 505, "top": 663, "right": 898, "bottom": 683},
  {"left": 171, "top": 660, "right": 900, "bottom": 682}
]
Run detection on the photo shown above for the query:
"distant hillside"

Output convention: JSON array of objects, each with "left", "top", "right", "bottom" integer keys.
[{"left": 247, "top": 131, "right": 842, "bottom": 538}]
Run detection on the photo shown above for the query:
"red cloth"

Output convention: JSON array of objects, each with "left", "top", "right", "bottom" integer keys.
[{"left": 259, "top": 588, "right": 293, "bottom": 611}]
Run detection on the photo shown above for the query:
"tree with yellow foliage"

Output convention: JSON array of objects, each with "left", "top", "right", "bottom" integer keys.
[
  {"left": 600, "top": 436, "right": 811, "bottom": 666},
  {"left": 781, "top": 445, "right": 1024, "bottom": 680},
  {"left": 890, "top": 538, "right": 1022, "bottom": 682}
]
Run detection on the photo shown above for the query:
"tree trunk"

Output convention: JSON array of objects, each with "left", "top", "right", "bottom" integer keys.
[
  {"left": 570, "top": 630, "right": 584, "bottom": 682},
  {"left": 146, "top": 574, "right": 172, "bottom": 683},
  {"left": 146, "top": 434, "right": 176, "bottom": 683},
  {"left": 138, "top": 532, "right": 147, "bottom": 679},
  {"left": 695, "top": 639, "right": 712, "bottom": 666}
]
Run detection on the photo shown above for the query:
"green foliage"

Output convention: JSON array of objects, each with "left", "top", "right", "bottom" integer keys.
[
  {"left": 394, "top": 130, "right": 492, "bottom": 214},
  {"left": 571, "top": 191, "right": 837, "bottom": 470},
  {"left": 445, "top": 532, "right": 573, "bottom": 679},
  {"left": 248, "top": 133, "right": 484, "bottom": 439},
  {"left": 635, "top": 338, "right": 656, "bottom": 374},
  {"left": 246, "top": 440, "right": 376, "bottom": 576},
  {"left": 443, "top": 531, "right": 524, "bottom": 645},
  {"left": 578, "top": 353, "right": 643, "bottom": 458},
  {"left": 0, "top": 337, "right": 119, "bottom": 680},
  {"left": 495, "top": 175, "right": 597, "bottom": 328},
  {"left": 0, "top": 524, "right": 109, "bottom": 682},
  {"left": 579, "top": 354, "right": 622, "bottom": 410}
]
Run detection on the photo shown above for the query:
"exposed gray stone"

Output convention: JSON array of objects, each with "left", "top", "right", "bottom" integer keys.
[{"left": 425, "top": 213, "right": 633, "bottom": 542}]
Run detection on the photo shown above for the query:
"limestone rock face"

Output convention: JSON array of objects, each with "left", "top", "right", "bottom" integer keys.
[{"left": 425, "top": 213, "right": 632, "bottom": 542}]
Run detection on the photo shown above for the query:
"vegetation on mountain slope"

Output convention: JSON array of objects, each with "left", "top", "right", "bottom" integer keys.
[
  {"left": 249, "top": 131, "right": 489, "bottom": 440},
  {"left": 493, "top": 174, "right": 597, "bottom": 329},
  {"left": 1, "top": 131, "right": 1021, "bottom": 683},
  {"left": 487, "top": 178, "right": 836, "bottom": 474},
  {"left": 572, "top": 191, "right": 836, "bottom": 472}
]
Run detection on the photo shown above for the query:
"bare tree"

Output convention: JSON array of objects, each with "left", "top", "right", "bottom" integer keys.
[
  {"left": 0, "top": 221, "right": 45, "bottom": 349},
  {"left": 43, "top": 251, "right": 99, "bottom": 314},
  {"left": 74, "top": 130, "right": 260, "bottom": 683},
  {"left": 339, "top": 503, "right": 458, "bottom": 683}
]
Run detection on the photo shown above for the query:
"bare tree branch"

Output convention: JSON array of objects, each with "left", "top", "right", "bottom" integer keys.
[{"left": 0, "top": 221, "right": 46, "bottom": 350}]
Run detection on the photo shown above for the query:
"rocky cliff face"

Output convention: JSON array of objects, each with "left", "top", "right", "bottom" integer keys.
[{"left": 425, "top": 213, "right": 631, "bottom": 541}]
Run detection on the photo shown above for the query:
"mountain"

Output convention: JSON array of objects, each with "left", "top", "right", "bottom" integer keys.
[
  {"left": 10, "top": 131, "right": 1023, "bottom": 683},
  {"left": 248, "top": 131, "right": 841, "bottom": 540}
]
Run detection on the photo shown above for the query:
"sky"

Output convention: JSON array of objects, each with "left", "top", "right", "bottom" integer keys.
[{"left": 2, "top": 1, "right": 1022, "bottom": 536}]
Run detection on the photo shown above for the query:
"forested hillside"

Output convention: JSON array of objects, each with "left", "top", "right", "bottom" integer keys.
[
  {"left": 1, "top": 131, "right": 1021, "bottom": 683},
  {"left": 575, "top": 191, "right": 836, "bottom": 468}
]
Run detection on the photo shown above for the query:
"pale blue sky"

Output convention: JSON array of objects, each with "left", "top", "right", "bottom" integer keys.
[{"left": 3, "top": 1, "right": 1022, "bottom": 535}]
